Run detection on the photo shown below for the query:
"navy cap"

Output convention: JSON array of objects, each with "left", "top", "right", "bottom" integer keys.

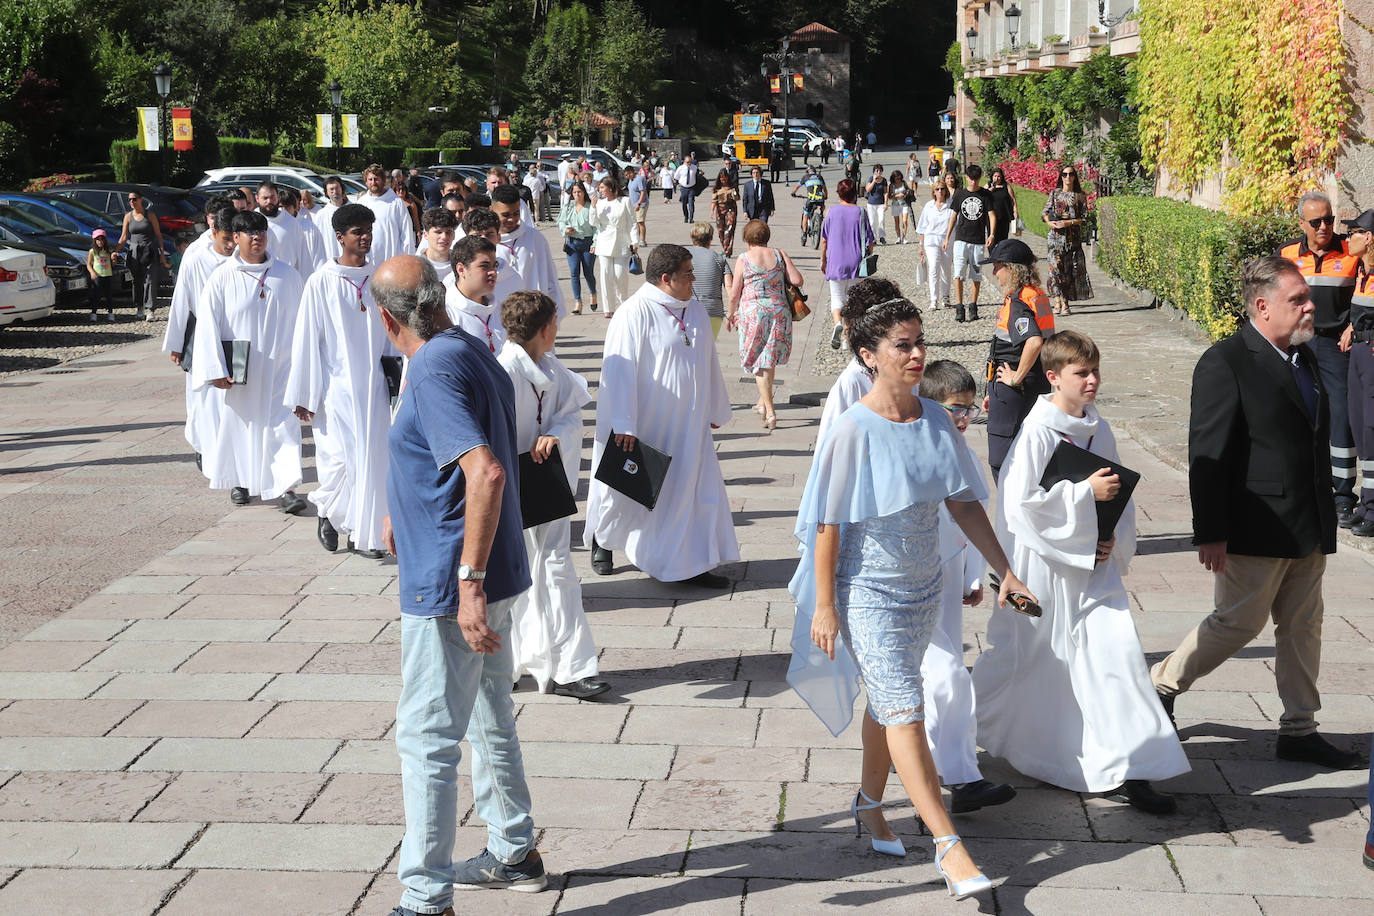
[
  {"left": 1342, "top": 209, "right": 1374, "bottom": 232},
  {"left": 987, "top": 238, "right": 1037, "bottom": 265}
]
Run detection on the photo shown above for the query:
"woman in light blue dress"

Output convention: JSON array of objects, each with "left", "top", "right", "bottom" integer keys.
[{"left": 787, "top": 293, "right": 1036, "bottom": 901}]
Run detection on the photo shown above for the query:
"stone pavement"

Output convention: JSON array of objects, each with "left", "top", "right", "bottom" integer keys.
[{"left": 0, "top": 153, "right": 1370, "bottom": 914}]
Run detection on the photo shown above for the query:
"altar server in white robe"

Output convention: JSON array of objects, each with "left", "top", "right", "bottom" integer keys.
[
  {"left": 284, "top": 203, "right": 398, "bottom": 559},
  {"left": 354, "top": 164, "right": 414, "bottom": 265},
  {"left": 584, "top": 243, "right": 739, "bottom": 587},
  {"left": 972, "top": 329, "right": 1189, "bottom": 814},
  {"left": 457, "top": 207, "right": 519, "bottom": 311},
  {"left": 497, "top": 290, "right": 610, "bottom": 700},
  {"left": 491, "top": 185, "right": 565, "bottom": 320},
  {"left": 281, "top": 187, "right": 325, "bottom": 276},
  {"left": 418, "top": 206, "right": 457, "bottom": 286},
  {"left": 445, "top": 235, "right": 506, "bottom": 354},
  {"left": 255, "top": 182, "right": 307, "bottom": 273},
  {"left": 314, "top": 176, "right": 348, "bottom": 263},
  {"left": 192, "top": 210, "right": 305, "bottom": 509},
  {"left": 164, "top": 204, "right": 237, "bottom": 463}
]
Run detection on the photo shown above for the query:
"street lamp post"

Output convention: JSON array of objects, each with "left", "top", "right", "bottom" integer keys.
[
  {"left": 328, "top": 80, "right": 342, "bottom": 171},
  {"left": 152, "top": 63, "right": 172, "bottom": 186},
  {"left": 1006, "top": 3, "right": 1022, "bottom": 51},
  {"left": 961, "top": 29, "right": 977, "bottom": 166},
  {"left": 761, "top": 37, "right": 814, "bottom": 182}
]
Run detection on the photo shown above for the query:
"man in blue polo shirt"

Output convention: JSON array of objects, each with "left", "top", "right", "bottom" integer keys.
[{"left": 374, "top": 254, "right": 544, "bottom": 915}]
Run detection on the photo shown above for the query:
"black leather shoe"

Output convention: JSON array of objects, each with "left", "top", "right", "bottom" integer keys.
[
  {"left": 317, "top": 516, "right": 339, "bottom": 552},
  {"left": 279, "top": 490, "right": 308, "bottom": 515},
  {"left": 968, "top": 303, "right": 979, "bottom": 321},
  {"left": 591, "top": 538, "right": 613, "bottom": 576},
  {"left": 950, "top": 779, "right": 1017, "bottom": 813},
  {"left": 1110, "top": 779, "right": 1176, "bottom": 815},
  {"left": 355, "top": 547, "right": 386, "bottom": 560},
  {"left": 194, "top": 452, "right": 202, "bottom": 471},
  {"left": 1337, "top": 504, "right": 1359, "bottom": 528},
  {"left": 552, "top": 677, "right": 612, "bottom": 700},
  {"left": 1276, "top": 732, "right": 1365, "bottom": 770},
  {"left": 1158, "top": 691, "right": 1177, "bottom": 730},
  {"left": 1351, "top": 518, "right": 1374, "bottom": 538},
  {"left": 229, "top": 487, "right": 249, "bottom": 506},
  {"left": 678, "top": 570, "right": 731, "bottom": 589},
  {"left": 955, "top": 306, "right": 966, "bottom": 323}
]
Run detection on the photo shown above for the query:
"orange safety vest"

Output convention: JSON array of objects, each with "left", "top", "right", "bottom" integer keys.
[
  {"left": 1277, "top": 237, "right": 1357, "bottom": 333},
  {"left": 992, "top": 284, "right": 1054, "bottom": 366}
]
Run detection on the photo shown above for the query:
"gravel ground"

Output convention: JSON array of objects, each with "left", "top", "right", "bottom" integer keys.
[
  {"left": 811, "top": 233, "right": 1002, "bottom": 397},
  {"left": 0, "top": 297, "right": 170, "bottom": 379}
]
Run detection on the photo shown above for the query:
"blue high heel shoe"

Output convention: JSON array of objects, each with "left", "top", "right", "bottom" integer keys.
[
  {"left": 933, "top": 834, "right": 992, "bottom": 900},
  {"left": 851, "top": 789, "right": 906, "bottom": 856}
]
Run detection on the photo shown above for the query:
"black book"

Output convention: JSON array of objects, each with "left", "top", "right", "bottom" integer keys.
[
  {"left": 593, "top": 433, "right": 672, "bottom": 511},
  {"left": 220, "top": 340, "right": 251, "bottom": 386},
  {"left": 178, "top": 313, "right": 197, "bottom": 373},
  {"left": 380, "top": 355, "right": 404, "bottom": 411},
  {"left": 517, "top": 444, "right": 578, "bottom": 529},
  {"left": 1038, "top": 440, "right": 1141, "bottom": 542}
]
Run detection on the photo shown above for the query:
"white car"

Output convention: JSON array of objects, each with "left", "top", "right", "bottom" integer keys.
[
  {"left": 0, "top": 246, "right": 56, "bottom": 328},
  {"left": 722, "top": 129, "right": 827, "bottom": 157},
  {"left": 198, "top": 166, "right": 337, "bottom": 196}
]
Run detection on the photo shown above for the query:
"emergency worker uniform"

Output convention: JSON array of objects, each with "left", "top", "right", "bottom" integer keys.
[
  {"left": 987, "top": 282, "right": 1055, "bottom": 477},
  {"left": 1278, "top": 235, "right": 1358, "bottom": 513}
]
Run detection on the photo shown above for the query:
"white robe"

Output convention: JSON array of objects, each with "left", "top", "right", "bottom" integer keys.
[
  {"left": 191, "top": 253, "right": 303, "bottom": 499},
  {"left": 283, "top": 259, "right": 397, "bottom": 551},
  {"left": 422, "top": 254, "right": 454, "bottom": 286},
  {"left": 972, "top": 396, "right": 1190, "bottom": 792},
  {"left": 496, "top": 340, "right": 599, "bottom": 691},
  {"left": 583, "top": 282, "right": 739, "bottom": 581},
  {"left": 163, "top": 243, "right": 231, "bottom": 455},
  {"left": 353, "top": 189, "right": 413, "bottom": 265},
  {"left": 259, "top": 207, "right": 306, "bottom": 274},
  {"left": 499, "top": 223, "right": 565, "bottom": 319},
  {"left": 314, "top": 202, "right": 342, "bottom": 262},
  {"left": 294, "top": 208, "right": 327, "bottom": 276},
  {"left": 443, "top": 281, "right": 506, "bottom": 355},
  {"left": 817, "top": 358, "right": 919, "bottom": 444}
]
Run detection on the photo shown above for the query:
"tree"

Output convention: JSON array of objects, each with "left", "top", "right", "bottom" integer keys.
[
  {"left": 591, "top": 0, "right": 663, "bottom": 144},
  {"left": 213, "top": 15, "right": 327, "bottom": 154},
  {"left": 522, "top": 2, "right": 594, "bottom": 119}
]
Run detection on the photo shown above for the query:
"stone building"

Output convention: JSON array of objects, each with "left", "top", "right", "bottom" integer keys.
[{"left": 765, "top": 22, "right": 851, "bottom": 136}]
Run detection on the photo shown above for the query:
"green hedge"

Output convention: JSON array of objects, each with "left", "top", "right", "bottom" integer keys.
[
  {"left": 1096, "top": 197, "right": 1293, "bottom": 341},
  {"left": 110, "top": 139, "right": 160, "bottom": 183},
  {"left": 1010, "top": 184, "right": 1049, "bottom": 238},
  {"left": 404, "top": 147, "right": 441, "bottom": 167},
  {"left": 217, "top": 138, "right": 272, "bottom": 166},
  {"left": 363, "top": 144, "right": 404, "bottom": 167}
]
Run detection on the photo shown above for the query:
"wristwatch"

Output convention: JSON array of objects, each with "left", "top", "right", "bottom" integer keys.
[{"left": 457, "top": 565, "right": 486, "bottom": 582}]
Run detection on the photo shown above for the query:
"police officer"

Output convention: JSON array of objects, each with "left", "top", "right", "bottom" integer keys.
[
  {"left": 1341, "top": 209, "right": 1374, "bottom": 537},
  {"left": 984, "top": 238, "right": 1056, "bottom": 479},
  {"left": 1279, "top": 192, "right": 1360, "bottom": 526}
]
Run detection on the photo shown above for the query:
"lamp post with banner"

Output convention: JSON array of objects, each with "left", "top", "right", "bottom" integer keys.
[
  {"left": 152, "top": 63, "right": 172, "bottom": 185},
  {"left": 328, "top": 80, "right": 343, "bottom": 170}
]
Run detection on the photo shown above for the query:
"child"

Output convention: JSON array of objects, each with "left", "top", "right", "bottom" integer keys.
[
  {"left": 917, "top": 360, "right": 1017, "bottom": 813},
  {"left": 497, "top": 290, "right": 610, "bottom": 700},
  {"left": 85, "top": 229, "right": 116, "bottom": 321},
  {"left": 972, "top": 330, "right": 1189, "bottom": 813}
]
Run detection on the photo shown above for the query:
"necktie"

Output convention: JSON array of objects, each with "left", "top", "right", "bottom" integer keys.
[{"left": 1290, "top": 351, "right": 1318, "bottom": 420}]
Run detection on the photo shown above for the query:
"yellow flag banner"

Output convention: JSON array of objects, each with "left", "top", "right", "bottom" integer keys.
[
  {"left": 315, "top": 114, "right": 333, "bottom": 148},
  {"left": 341, "top": 113, "right": 360, "bottom": 148},
  {"left": 136, "top": 107, "right": 159, "bottom": 151},
  {"left": 768, "top": 75, "right": 780, "bottom": 94},
  {"left": 172, "top": 108, "right": 192, "bottom": 150}
]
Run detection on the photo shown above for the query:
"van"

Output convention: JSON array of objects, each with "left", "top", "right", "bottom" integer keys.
[
  {"left": 774, "top": 118, "right": 826, "bottom": 137},
  {"left": 536, "top": 146, "right": 633, "bottom": 175}
]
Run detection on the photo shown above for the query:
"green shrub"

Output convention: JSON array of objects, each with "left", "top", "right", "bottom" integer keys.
[
  {"left": 110, "top": 139, "right": 160, "bottom": 184},
  {"left": 363, "top": 144, "right": 405, "bottom": 167},
  {"left": 1096, "top": 197, "right": 1293, "bottom": 341},
  {"left": 404, "top": 147, "right": 441, "bottom": 167},
  {"left": 436, "top": 129, "right": 474, "bottom": 150},
  {"left": 218, "top": 138, "right": 272, "bottom": 166}
]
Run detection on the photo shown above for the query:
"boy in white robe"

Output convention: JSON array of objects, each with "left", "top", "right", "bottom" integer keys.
[
  {"left": 284, "top": 203, "right": 399, "bottom": 558},
  {"left": 491, "top": 185, "right": 565, "bottom": 320},
  {"left": 354, "top": 164, "right": 414, "bottom": 265},
  {"left": 972, "top": 329, "right": 1189, "bottom": 813},
  {"left": 191, "top": 210, "right": 305, "bottom": 510},
  {"left": 584, "top": 243, "right": 739, "bottom": 587},
  {"left": 255, "top": 182, "right": 306, "bottom": 273},
  {"left": 314, "top": 176, "right": 347, "bottom": 263},
  {"left": 497, "top": 290, "right": 609, "bottom": 700},
  {"left": 446, "top": 234, "right": 506, "bottom": 354},
  {"left": 418, "top": 206, "right": 456, "bottom": 286},
  {"left": 164, "top": 204, "right": 235, "bottom": 465},
  {"left": 280, "top": 187, "right": 325, "bottom": 276}
]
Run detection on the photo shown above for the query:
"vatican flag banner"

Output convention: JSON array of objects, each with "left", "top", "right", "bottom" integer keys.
[
  {"left": 341, "top": 114, "right": 360, "bottom": 148},
  {"left": 315, "top": 114, "right": 334, "bottom": 148},
  {"left": 137, "top": 107, "right": 160, "bottom": 151}
]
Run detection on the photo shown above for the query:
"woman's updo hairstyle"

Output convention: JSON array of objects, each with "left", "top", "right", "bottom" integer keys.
[{"left": 841, "top": 278, "right": 922, "bottom": 372}]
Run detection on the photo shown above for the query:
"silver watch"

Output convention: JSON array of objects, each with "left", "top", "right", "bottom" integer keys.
[{"left": 457, "top": 564, "right": 486, "bottom": 582}]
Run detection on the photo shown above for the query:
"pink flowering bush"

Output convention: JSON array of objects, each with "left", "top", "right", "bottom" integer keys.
[
  {"left": 24, "top": 173, "right": 78, "bottom": 193},
  {"left": 997, "top": 150, "right": 1099, "bottom": 208}
]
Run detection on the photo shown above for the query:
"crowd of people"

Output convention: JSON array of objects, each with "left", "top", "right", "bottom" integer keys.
[{"left": 155, "top": 151, "right": 1371, "bottom": 914}]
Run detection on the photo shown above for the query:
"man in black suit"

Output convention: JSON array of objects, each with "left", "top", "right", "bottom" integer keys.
[
  {"left": 1152, "top": 256, "right": 1362, "bottom": 769},
  {"left": 741, "top": 166, "right": 775, "bottom": 223}
]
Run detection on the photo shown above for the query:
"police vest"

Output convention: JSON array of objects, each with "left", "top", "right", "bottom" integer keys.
[
  {"left": 992, "top": 285, "right": 1054, "bottom": 366},
  {"left": 1277, "top": 236, "right": 1357, "bottom": 334}
]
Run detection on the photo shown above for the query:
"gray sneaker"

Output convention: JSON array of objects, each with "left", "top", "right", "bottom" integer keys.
[
  {"left": 830, "top": 323, "right": 844, "bottom": 349},
  {"left": 453, "top": 848, "right": 547, "bottom": 892}
]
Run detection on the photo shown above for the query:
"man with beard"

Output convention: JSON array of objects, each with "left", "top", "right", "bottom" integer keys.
[
  {"left": 490, "top": 185, "right": 563, "bottom": 319},
  {"left": 255, "top": 181, "right": 307, "bottom": 273},
  {"left": 355, "top": 163, "right": 415, "bottom": 264},
  {"left": 285, "top": 203, "right": 399, "bottom": 559},
  {"left": 1151, "top": 256, "right": 1363, "bottom": 771}
]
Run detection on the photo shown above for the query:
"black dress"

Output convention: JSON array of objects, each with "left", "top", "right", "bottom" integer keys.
[{"left": 989, "top": 185, "right": 1015, "bottom": 245}]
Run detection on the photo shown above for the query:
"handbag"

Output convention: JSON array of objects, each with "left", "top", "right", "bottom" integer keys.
[
  {"left": 562, "top": 239, "right": 574, "bottom": 255},
  {"left": 858, "top": 253, "right": 878, "bottom": 278},
  {"left": 1013, "top": 217, "right": 1026, "bottom": 237},
  {"left": 775, "top": 249, "right": 809, "bottom": 320},
  {"left": 628, "top": 251, "right": 643, "bottom": 275}
]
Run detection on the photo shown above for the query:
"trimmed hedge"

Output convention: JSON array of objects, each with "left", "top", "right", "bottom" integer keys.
[
  {"left": 218, "top": 138, "right": 271, "bottom": 166},
  {"left": 363, "top": 144, "right": 405, "bottom": 168},
  {"left": 1096, "top": 197, "right": 1293, "bottom": 341},
  {"left": 404, "top": 147, "right": 441, "bottom": 167},
  {"left": 110, "top": 139, "right": 160, "bottom": 183}
]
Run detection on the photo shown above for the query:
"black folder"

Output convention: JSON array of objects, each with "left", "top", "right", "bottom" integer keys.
[
  {"left": 178, "top": 313, "right": 197, "bottom": 373},
  {"left": 593, "top": 433, "right": 671, "bottom": 510},
  {"left": 1038, "top": 440, "right": 1140, "bottom": 542},
  {"left": 380, "top": 355, "right": 404, "bottom": 411},
  {"left": 518, "top": 444, "right": 578, "bottom": 529},
  {"left": 220, "top": 340, "right": 250, "bottom": 386}
]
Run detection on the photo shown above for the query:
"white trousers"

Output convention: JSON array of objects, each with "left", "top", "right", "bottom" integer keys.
[
  {"left": 595, "top": 254, "right": 631, "bottom": 314},
  {"left": 923, "top": 241, "right": 951, "bottom": 306},
  {"left": 865, "top": 203, "right": 887, "bottom": 240},
  {"left": 828, "top": 277, "right": 856, "bottom": 316}
]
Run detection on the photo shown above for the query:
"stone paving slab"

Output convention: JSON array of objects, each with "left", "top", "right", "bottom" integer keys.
[
  {"left": 175, "top": 822, "right": 399, "bottom": 871},
  {"left": 0, "top": 821, "right": 201, "bottom": 867}
]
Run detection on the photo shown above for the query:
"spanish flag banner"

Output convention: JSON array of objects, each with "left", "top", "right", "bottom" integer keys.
[
  {"left": 315, "top": 114, "right": 334, "bottom": 148},
  {"left": 136, "top": 107, "right": 159, "bottom": 151},
  {"left": 498, "top": 121, "right": 510, "bottom": 146},
  {"left": 341, "top": 113, "right": 360, "bottom": 148},
  {"left": 768, "top": 75, "right": 780, "bottom": 94},
  {"left": 792, "top": 73, "right": 804, "bottom": 90},
  {"left": 172, "top": 108, "right": 192, "bottom": 151}
]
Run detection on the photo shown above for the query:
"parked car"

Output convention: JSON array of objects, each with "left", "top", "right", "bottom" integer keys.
[
  {"left": 535, "top": 146, "right": 633, "bottom": 176},
  {"left": 0, "top": 232, "right": 97, "bottom": 306},
  {"left": 0, "top": 244, "right": 56, "bottom": 328},
  {"left": 721, "top": 128, "right": 826, "bottom": 158},
  {"left": 46, "top": 183, "right": 209, "bottom": 241},
  {"left": 3, "top": 192, "right": 176, "bottom": 261}
]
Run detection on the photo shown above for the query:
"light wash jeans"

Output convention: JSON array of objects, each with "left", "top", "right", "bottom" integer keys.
[{"left": 397, "top": 596, "right": 534, "bottom": 914}]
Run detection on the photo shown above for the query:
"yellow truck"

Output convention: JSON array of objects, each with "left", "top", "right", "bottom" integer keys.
[{"left": 731, "top": 111, "right": 774, "bottom": 167}]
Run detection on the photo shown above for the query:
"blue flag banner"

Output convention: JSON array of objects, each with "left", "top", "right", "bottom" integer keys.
[{"left": 480, "top": 122, "right": 494, "bottom": 147}]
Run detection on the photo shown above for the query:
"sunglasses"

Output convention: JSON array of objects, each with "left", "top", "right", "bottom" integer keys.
[
  {"left": 1307, "top": 215, "right": 1336, "bottom": 228},
  {"left": 1061, "top": 171, "right": 1076, "bottom": 177}
]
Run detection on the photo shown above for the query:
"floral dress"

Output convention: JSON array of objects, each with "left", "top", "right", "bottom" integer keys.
[
  {"left": 713, "top": 186, "right": 739, "bottom": 256},
  {"left": 1042, "top": 189, "right": 1094, "bottom": 301},
  {"left": 737, "top": 248, "right": 792, "bottom": 373}
]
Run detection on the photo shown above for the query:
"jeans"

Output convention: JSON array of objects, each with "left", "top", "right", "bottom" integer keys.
[
  {"left": 397, "top": 596, "right": 534, "bottom": 914},
  {"left": 87, "top": 275, "right": 114, "bottom": 313},
  {"left": 1312, "top": 333, "right": 1357, "bottom": 506},
  {"left": 565, "top": 236, "right": 595, "bottom": 302},
  {"left": 680, "top": 188, "right": 695, "bottom": 222}
]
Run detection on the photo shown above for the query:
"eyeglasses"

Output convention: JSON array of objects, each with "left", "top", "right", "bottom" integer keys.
[
  {"left": 127, "top": 196, "right": 140, "bottom": 202},
  {"left": 1307, "top": 215, "right": 1336, "bottom": 228},
  {"left": 235, "top": 230, "right": 267, "bottom": 238},
  {"left": 940, "top": 403, "right": 983, "bottom": 421}
]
